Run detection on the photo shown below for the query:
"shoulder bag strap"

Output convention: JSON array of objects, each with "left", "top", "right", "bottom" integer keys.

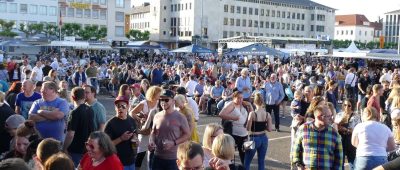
[{"left": 350, "top": 74, "right": 356, "bottom": 86}]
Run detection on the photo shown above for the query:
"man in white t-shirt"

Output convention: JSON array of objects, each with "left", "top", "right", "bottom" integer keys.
[
  {"left": 50, "top": 58, "right": 59, "bottom": 71},
  {"left": 30, "top": 61, "right": 43, "bottom": 82},
  {"left": 20, "top": 59, "right": 32, "bottom": 81},
  {"left": 185, "top": 75, "right": 198, "bottom": 97}
]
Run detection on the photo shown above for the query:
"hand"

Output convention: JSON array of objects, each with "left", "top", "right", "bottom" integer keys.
[
  {"left": 209, "top": 157, "right": 230, "bottom": 170},
  {"left": 297, "top": 165, "right": 305, "bottom": 170},
  {"left": 162, "top": 139, "right": 174, "bottom": 151},
  {"left": 120, "top": 131, "right": 133, "bottom": 141},
  {"left": 37, "top": 110, "right": 47, "bottom": 114},
  {"left": 296, "top": 106, "right": 301, "bottom": 109},
  {"left": 148, "top": 142, "right": 156, "bottom": 151}
]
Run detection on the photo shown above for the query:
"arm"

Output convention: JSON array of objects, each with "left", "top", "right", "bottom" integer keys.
[
  {"left": 387, "top": 136, "right": 396, "bottom": 152},
  {"left": 30, "top": 71, "right": 36, "bottom": 80},
  {"left": 176, "top": 116, "right": 191, "bottom": 145},
  {"left": 218, "top": 103, "right": 239, "bottom": 121},
  {"left": 333, "top": 133, "right": 344, "bottom": 170},
  {"left": 235, "top": 78, "right": 243, "bottom": 91},
  {"left": 129, "top": 103, "right": 144, "bottom": 122},
  {"left": 15, "top": 106, "right": 21, "bottom": 114},
  {"left": 277, "top": 83, "right": 285, "bottom": 104},
  {"left": 246, "top": 112, "right": 254, "bottom": 131},
  {"left": 63, "top": 131, "right": 75, "bottom": 152},
  {"left": 351, "top": 130, "right": 359, "bottom": 148},
  {"left": 37, "top": 109, "right": 65, "bottom": 120},
  {"left": 358, "top": 83, "right": 364, "bottom": 94},
  {"left": 291, "top": 127, "right": 304, "bottom": 168},
  {"left": 266, "top": 113, "right": 273, "bottom": 132},
  {"left": 29, "top": 114, "right": 47, "bottom": 122}
]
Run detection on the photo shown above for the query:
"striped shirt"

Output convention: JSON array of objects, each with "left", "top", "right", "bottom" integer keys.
[{"left": 292, "top": 122, "right": 343, "bottom": 170}]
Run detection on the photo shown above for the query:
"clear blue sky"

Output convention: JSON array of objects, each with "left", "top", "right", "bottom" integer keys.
[{"left": 133, "top": 0, "right": 400, "bottom": 22}]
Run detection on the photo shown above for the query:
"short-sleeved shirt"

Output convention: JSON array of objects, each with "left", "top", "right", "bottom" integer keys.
[
  {"left": 85, "top": 67, "right": 98, "bottom": 77},
  {"left": 211, "top": 86, "right": 224, "bottom": 98},
  {"left": 88, "top": 100, "right": 107, "bottom": 131},
  {"left": 31, "top": 66, "right": 43, "bottom": 82},
  {"left": 153, "top": 110, "right": 190, "bottom": 160},
  {"left": 15, "top": 92, "right": 42, "bottom": 119},
  {"left": 194, "top": 84, "right": 204, "bottom": 96},
  {"left": 358, "top": 76, "right": 371, "bottom": 94},
  {"left": 367, "top": 96, "right": 381, "bottom": 120},
  {"left": 104, "top": 116, "right": 137, "bottom": 166},
  {"left": 28, "top": 97, "right": 70, "bottom": 141},
  {"left": 67, "top": 104, "right": 95, "bottom": 154},
  {"left": 79, "top": 153, "right": 123, "bottom": 170}
]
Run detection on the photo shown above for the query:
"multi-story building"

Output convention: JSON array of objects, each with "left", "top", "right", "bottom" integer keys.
[
  {"left": 0, "top": 0, "right": 58, "bottom": 27},
  {"left": 334, "top": 14, "right": 375, "bottom": 43},
  {"left": 383, "top": 9, "right": 400, "bottom": 44},
  {"left": 131, "top": 0, "right": 335, "bottom": 49},
  {"left": 128, "top": 3, "right": 151, "bottom": 32},
  {"left": 59, "top": 0, "right": 130, "bottom": 42}
]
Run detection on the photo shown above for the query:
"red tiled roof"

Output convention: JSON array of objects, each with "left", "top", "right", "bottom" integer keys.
[{"left": 335, "top": 14, "right": 370, "bottom": 26}]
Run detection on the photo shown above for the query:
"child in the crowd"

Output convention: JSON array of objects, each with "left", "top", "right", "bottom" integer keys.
[{"left": 290, "top": 91, "right": 304, "bottom": 129}]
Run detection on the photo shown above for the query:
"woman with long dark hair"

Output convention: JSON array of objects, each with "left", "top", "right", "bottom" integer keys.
[
  {"left": 5, "top": 81, "right": 22, "bottom": 110},
  {"left": 9, "top": 63, "right": 21, "bottom": 82}
]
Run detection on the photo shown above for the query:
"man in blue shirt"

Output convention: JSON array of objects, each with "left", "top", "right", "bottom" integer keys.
[
  {"left": 208, "top": 80, "right": 224, "bottom": 116},
  {"left": 29, "top": 81, "right": 70, "bottom": 141},
  {"left": 264, "top": 73, "right": 285, "bottom": 132},
  {"left": 235, "top": 68, "right": 252, "bottom": 101}
]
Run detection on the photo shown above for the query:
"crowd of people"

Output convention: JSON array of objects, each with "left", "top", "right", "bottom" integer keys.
[{"left": 1, "top": 49, "right": 400, "bottom": 170}]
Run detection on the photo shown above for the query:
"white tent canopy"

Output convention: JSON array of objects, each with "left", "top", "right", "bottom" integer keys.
[
  {"left": 344, "top": 41, "right": 360, "bottom": 53},
  {"left": 48, "top": 41, "right": 89, "bottom": 48}
]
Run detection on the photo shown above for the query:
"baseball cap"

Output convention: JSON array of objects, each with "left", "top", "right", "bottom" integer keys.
[
  {"left": 5, "top": 115, "right": 26, "bottom": 129},
  {"left": 114, "top": 95, "right": 129, "bottom": 105},
  {"left": 160, "top": 89, "right": 175, "bottom": 99},
  {"left": 130, "top": 83, "right": 141, "bottom": 89},
  {"left": 176, "top": 87, "right": 187, "bottom": 95}
]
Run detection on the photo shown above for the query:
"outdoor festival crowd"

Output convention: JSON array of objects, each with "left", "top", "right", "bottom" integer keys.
[{"left": 2, "top": 50, "right": 400, "bottom": 170}]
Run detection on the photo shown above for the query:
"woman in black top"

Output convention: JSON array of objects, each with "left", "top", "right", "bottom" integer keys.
[
  {"left": 5, "top": 82, "right": 22, "bottom": 110},
  {"left": 244, "top": 93, "right": 272, "bottom": 170}
]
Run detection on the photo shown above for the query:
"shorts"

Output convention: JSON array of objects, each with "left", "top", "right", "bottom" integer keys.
[
  {"left": 358, "top": 94, "right": 366, "bottom": 102},
  {"left": 338, "top": 80, "right": 345, "bottom": 89}
]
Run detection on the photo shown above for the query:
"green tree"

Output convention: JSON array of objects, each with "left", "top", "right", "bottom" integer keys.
[
  {"left": 366, "top": 41, "right": 378, "bottom": 49},
  {"left": 126, "top": 29, "right": 150, "bottom": 40},
  {"left": 0, "top": 19, "right": 17, "bottom": 37},
  {"left": 62, "top": 23, "right": 81, "bottom": 36},
  {"left": 42, "top": 24, "right": 58, "bottom": 38},
  {"left": 19, "top": 23, "right": 44, "bottom": 38},
  {"left": 96, "top": 27, "right": 107, "bottom": 40}
]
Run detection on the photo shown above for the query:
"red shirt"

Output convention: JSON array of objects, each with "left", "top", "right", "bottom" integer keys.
[
  {"left": 79, "top": 153, "right": 123, "bottom": 170},
  {"left": 367, "top": 95, "right": 381, "bottom": 120}
]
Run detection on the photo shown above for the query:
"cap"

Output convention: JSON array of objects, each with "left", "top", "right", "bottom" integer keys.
[
  {"left": 160, "top": 89, "right": 175, "bottom": 98},
  {"left": 130, "top": 83, "right": 141, "bottom": 89},
  {"left": 176, "top": 87, "right": 187, "bottom": 95},
  {"left": 5, "top": 115, "right": 26, "bottom": 129},
  {"left": 114, "top": 95, "right": 129, "bottom": 105}
]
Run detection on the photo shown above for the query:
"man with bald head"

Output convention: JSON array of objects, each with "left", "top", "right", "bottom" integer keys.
[
  {"left": 264, "top": 73, "right": 285, "bottom": 132},
  {"left": 15, "top": 80, "right": 42, "bottom": 119}
]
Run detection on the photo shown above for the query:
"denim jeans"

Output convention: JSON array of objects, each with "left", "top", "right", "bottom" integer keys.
[
  {"left": 124, "top": 163, "right": 135, "bottom": 170},
  {"left": 354, "top": 156, "right": 387, "bottom": 170},
  {"left": 90, "top": 78, "right": 98, "bottom": 90},
  {"left": 69, "top": 153, "right": 83, "bottom": 167},
  {"left": 244, "top": 134, "right": 268, "bottom": 170},
  {"left": 152, "top": 156, "right": 178, "bottom": 170}
]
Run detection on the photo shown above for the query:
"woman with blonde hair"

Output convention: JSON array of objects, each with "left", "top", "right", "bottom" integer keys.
[
  {"left": 210, "top": 134, "right": 244, "bottom": 170},
  {"left": 352, "top": 107, "right": 396, "bottom": 169},
  {"left": 174, "top": 94, "right": 199, "bottom": 143},
  {"left": 386, "top": 87, "right": 400, "bottom": 113},
  {"left": 202, "top": 123, "right": 223, "bottom": 168},
  {"left": 244, "top": 92, "right": 272, "bottom": 170},
  {"left": 129, "top": 85, "right": 161, "bottom": 169},
  {"left": 390, "top": 96, "right": 400, "bottom": 144}
]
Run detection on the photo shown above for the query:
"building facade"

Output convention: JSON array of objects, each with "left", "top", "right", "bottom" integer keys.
[
  {"left": 383, "top": 9, "right": 400, "bottom": 44},
  {"left": 59, "top": 0, "right": 130, "bottom": 42},
  {"left": 334, "top": 14, "right": 375, "bottom": 43},
  {"left": 128, "top": 4, "right": 151, "bottom": 32},
  {"left": 131, "top": 0, "right": 335, "bottom": 49},
  {"left": 0, "top": 0, "right": 58, "bottom": 27}
]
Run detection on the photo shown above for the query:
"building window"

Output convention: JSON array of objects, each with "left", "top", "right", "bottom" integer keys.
[
  {"left": 100, "top": 0, "right": 106, "bottom": 5},
  {"left": 254, "top": 21, "right": 258, "bottom": 27},
  {"left": 223, "top": 31, "right": 227, "bottom": 38},
  {"left": 351, "top": 30, "right": 353, "bottom": 35},
  {"left": 292, "top": 24, "right": 295, "bottom": 30},
  {"left": 230, "top": 18, "right": 234, "bottom": 26},
  {"left": 237, "top": 6, "right": 241, "bottom": 14},
  {"left": 266, "top": 21, "right": 269, "bottom": 28},
  {"left": 223, "top": 18, "right": 228, "bottom": 25},
  {"left": 0, "top": 2, "right": 6, "bottom": 13},
  {"left": 282, "top": 23, "right": 285, "bottom": 29},
  {"left": 302, "top": 13, "right": 305, "bottom": 20},
  {"left": 242, "top": 19, "right": 246, "bottom": 27},
  {"left": 20, "top": 4, "right": 28, "bottom": 14},
  {"left": 163, "top": 31, "right": 166, "bottom": 35},
  {"left": 29, "top": 5, "right": 37, "bottom": 14},
  {"left": 84, "top": 9, "right": 91, "bottom": 18},
  {"left": 287, "top": 23, "right": 290, "bottom": 30},
  {"left": 163, "top": 18, "right": 166, "bottom": 22},
  {"left": 287, "top": 12, "right": 290, "bottom": 19},
  {"left": 9, "top": 3, "right": 17, "bottom": 13},
  {"left": 67, "top": 7, "right": 74, "bottom": 17},
  {"left": 38, "top": 6, "right": 47, "bottom": 15},
  {"left": 84, "top": 0, "right": 91, "bottom": 3},
  {"left": 224, "top": 5, "right": 228, "bottom": 12},
  {"left": 243, "top": 7, "right": 247, "bottom": 14},
  {"left": 311, "top": 14, "right": 314, "bottom": 21},
  {"left": 116, "top": 12, "right": 124, "bottom": 22},
  {"left": 116, "top": 0, "right": 124, "bottom": 8},
  {"left": 297, "top": 13, "right": 300, "bottom": 19},
  {"left": 296, "top": 24, "right": 299, "bottom": 30},
  {"left": 255, "top": 8, "right": 258, "bottom": 15},
  {"left": 236, "top": 19, "right": 240, "bottom": 26},
  {"left": 317, "top": 25, "right": 325, "bottom": 32},
  {"left": 276, "top": 22, "right": 279, "bottom": 29},
  {"left": 92, "top": 9, "right": 99, "bottom": 19},
  {"left": 277, "top": 11, "right": 280, "bottom": 17},
  {"left": 292, "top": 13, "right": 295, "bottom": 19},
  {"left": 76, "top": 9, "right": 83, "bottom": 18},
  {"left": 229, "top": 31, "right": 234, "bottom": 37},
  {"left": 248, "top": 20, "right": 252, "bottom": 27},
  {"left": 100, "top": 10, "right": 106, "bottom": 20},
  {"left": 266, "top": 10, "right": 269, "bottom": 16},
  {"left": 311, "top": 25, "right": 314, "bottom": 31},
  {"left": 260, "top": 21, "right": 264, "bottom": 28},
  {"left": 93, "top": 0, "right": 99, "bottom": 4},
  {"left": 230, "top": 6, "right": 234, "bottom": 13},
  {"left": 249, "top": 8, "right": 252, "bottom": 15},
  {"left": 271, "top": 22, "right": 274, "bottom": 29},
  {"left": 272, "top": 10, "right": 275, "bottom": 17},
  {"left": 282, "top": 12, "right": 285, "bottom": 18},
  {"left": 365, "top": 31, "right": 367, "bottom": 36},
  {"left": 115, "top": 26, "right": 124, "bottom": 36},
  {"left": 261, "top": 9, "right": 264, "bottom": 16},
  {"left": 301, "top": 24, "right": 304, "bottom": 31},
  {"left": 171, "top": 5, "right": 173, "bottom": 12}
]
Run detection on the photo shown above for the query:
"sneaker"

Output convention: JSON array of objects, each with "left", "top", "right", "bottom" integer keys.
[{"left": 275, "top": 129, "right": 280, "bottom": 132}]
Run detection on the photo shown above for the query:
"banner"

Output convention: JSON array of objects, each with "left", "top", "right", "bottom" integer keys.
[{"left": 70, "top": 2, "right": 91, "bottom": 9}]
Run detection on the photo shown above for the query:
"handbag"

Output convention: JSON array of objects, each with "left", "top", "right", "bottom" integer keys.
[{"left": 243, "top": 111, "right": 256, "bottom": 151}]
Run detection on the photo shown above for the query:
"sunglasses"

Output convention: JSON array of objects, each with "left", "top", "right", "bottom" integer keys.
[
  {"left": 116, "top": 104, "right": 127, "bottom": 109},
  {"left": 343, "top": 104, "right": 352, "bottom": 108},
  {"left": 85, "top": 142, "right": 95, "bottom": 150},
  {"left": 159, "top": 98, "right": 170, "bottom": 103}
]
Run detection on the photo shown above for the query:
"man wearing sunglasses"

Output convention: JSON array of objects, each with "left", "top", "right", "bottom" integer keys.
[
  {"left": 104, "top": 95, "right": 138, "bottom": 170},
  {"left": 149, "top": 90, "right": 190, "bottom": 170}
]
